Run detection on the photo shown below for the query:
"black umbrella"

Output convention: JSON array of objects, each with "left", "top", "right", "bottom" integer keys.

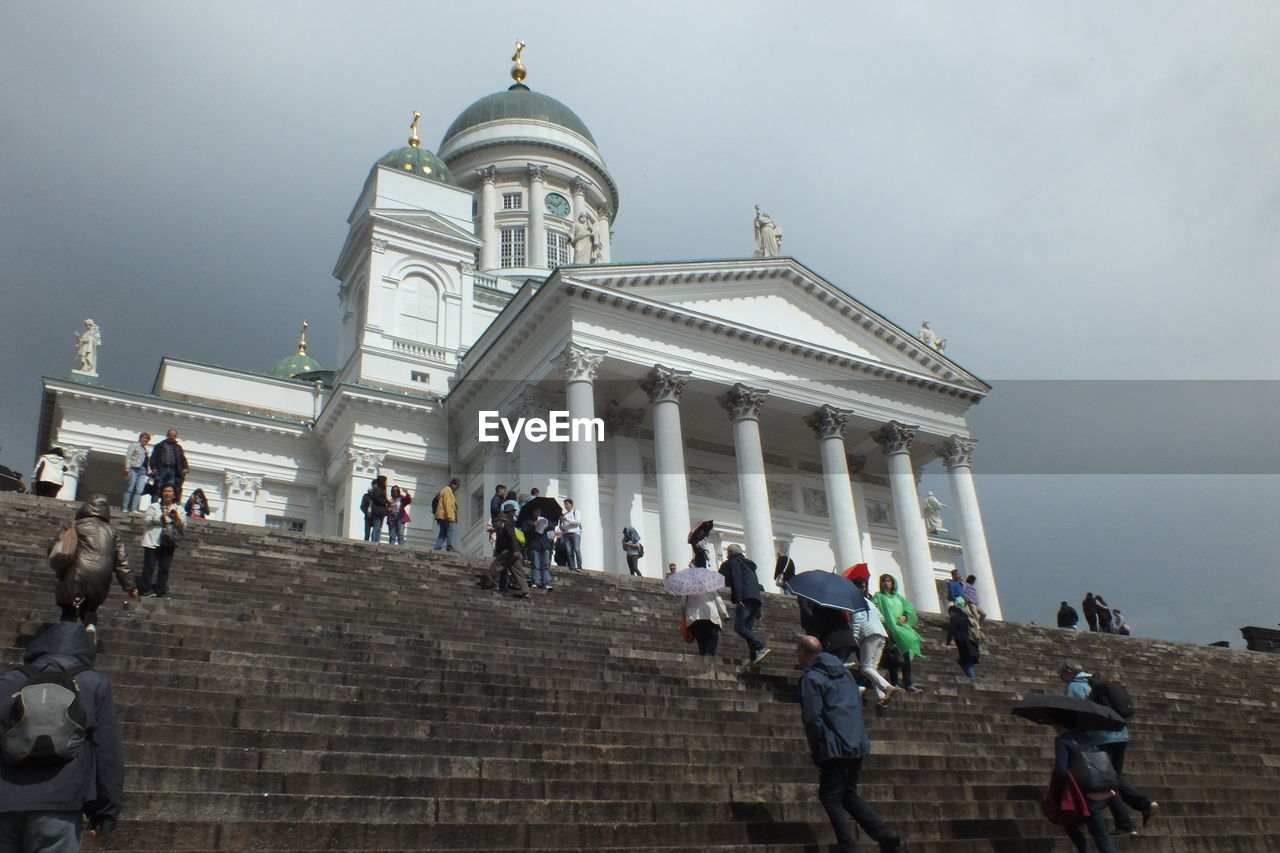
[
  {"left": 688, "top": 519, "right": 714, "bottom": 545},
  {"left": 784, "top": 570, "right": 868, "bottom": 614},
  {"left": 1011, "top": 694, "right": 1126, "bottom": 732},
  {"left": 516, "top": 496, "right": 564, "bottom": 527}
]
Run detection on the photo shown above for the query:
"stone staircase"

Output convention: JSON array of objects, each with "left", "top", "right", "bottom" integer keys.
[{"left": 1, "top": 490, "right": 1278, "bottom": 852}]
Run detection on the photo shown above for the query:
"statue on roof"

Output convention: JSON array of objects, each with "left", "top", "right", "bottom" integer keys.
[
  {"left": 753, "top": 205, "right": 782, "bottom": 258},
  {"left": 591, "top": 214, "right": 608, "bottom": 263},
  {"left": 922, "top": 491, "right": 947, "bottom": 535},
  {"left": 73, "top": 318, "right": 100, "bottom": 377},
  {"left": 572, "top": 214, "right": 596, "bottom": 264},
  {"left": 919, "top": 320, "right": 947, "bottom": 353}
]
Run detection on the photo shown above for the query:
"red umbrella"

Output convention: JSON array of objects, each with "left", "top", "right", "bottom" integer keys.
[{"left": 842, "top": 563, "right": 870, "bottom": 583}]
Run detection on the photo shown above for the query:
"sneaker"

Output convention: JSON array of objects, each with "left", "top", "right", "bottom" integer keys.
[
  {"left": 843, "top": 661, "right": 859, "bottom": 670},
  {"left": 751, "top": 647, "right": 772, "bottom": 665},
  {"left": 878, "top": 685, "right": 899, "bottom": 708},
  {"left": 143, "top": 591, "right": 157, "bottom": 598},
  {"left": 904, "top": 685, "right": 924, "bottom": 693},
  {"left": 84, "top": 624, "right": 97, "bottom": 636},
  {"left": 879, "top": 837, "right": 903, "bottom": 853},
  {"left": 1142, "top": 802, "right": 1160, "bottom": 827}
]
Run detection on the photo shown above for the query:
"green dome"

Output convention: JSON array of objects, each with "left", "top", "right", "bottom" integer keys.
[
  {"left": 269, "top": 352, "right": 324, "bottom": 379},
  {"left": 375, "top": 145, "right": 457, "bottom": 184},
  {"left": 442, "top": 85, "right": 596, "bottom": 145}
]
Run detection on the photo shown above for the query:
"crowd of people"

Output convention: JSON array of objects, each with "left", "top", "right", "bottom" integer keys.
[{"left": 1057, "top": 593, "right": 1132, "bottom": 635}]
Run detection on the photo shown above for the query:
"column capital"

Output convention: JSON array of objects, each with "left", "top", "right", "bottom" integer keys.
[
  {"left": 224, "top": 471, "right": 264, "bottom": 500},
  {"left": 553, "top": 342, "right": 606, "bottom": 382},
  {"left": 942, "top": 435, "right": 977, "bottom": 470},
  {"left": 570, "top": 176, "right": 588, "bottom": 195},
  {"left": 847, "top": 454, "right": 868, "bottom": 477},
  {"left": 527, "top": 163, "right": 548, "bottom": 181},
  {"left": 596, "top": 206, "right": 612, "bottom": 222},
  {"left": 872, "top": 421, "right": 919, "bottom": 455},
  {"left": 346, "top": 446, "right": 386, "bottom": 475},
  {"left": 639, "top": 364, "right": 691, "bottom": 404},
  {"left": 603, "top": 402, "right": 644, "bottom": 438},
  {"left": 717, "top": 383, "right": 769, "bottom": 421},
  {"left": 476, "top": 165, "right": 498, "bottom": 184},
  {"left": 62, "top": 447, "right": 91, "bottom": 477},
  {"left": 804, "top": 404, "right": 851, "bottom": 440}
]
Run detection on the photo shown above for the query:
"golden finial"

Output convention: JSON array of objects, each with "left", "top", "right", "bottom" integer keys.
[
  {"left": 408, "top": 111, "right": 421, "bottom": 148},
  {"left": 510, "top": 40, "right": 527, "bottom": 86},
  {"left": 297, "top": 320, "right": 309, "bottom": 355}
]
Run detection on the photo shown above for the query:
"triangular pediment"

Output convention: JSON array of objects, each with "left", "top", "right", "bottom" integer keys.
[{"left": 562, "top": 259, "right": 984, "bottom": 389}]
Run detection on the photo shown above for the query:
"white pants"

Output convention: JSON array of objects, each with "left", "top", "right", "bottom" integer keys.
[{"left": 859, "top": 634, "right": 895, "bottom": 698}]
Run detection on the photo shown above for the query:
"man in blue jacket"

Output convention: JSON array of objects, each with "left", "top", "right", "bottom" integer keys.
[
  {"left": 720, "top": 544, "right": 770, "bottom": 665},
  {"left": 797, "top": 636, "right": 903, "bottom": 853},
  {"left": 0, "top": 622, "right": 125, "bottom": 849}
]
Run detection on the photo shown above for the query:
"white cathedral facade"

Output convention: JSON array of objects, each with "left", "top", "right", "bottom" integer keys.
[{"left": 36, "top": 61, "right": 1002, "bottom": 618}]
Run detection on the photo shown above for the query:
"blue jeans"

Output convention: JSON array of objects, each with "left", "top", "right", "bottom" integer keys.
[
  {"left": 529, "top": 549, "right": 551, "bottom": 587},
  {"left": 0, "top": 810, "right": 83, "bottom": 853},
  {"left": 387, "top": 516, "right": 404, "bottom": 545},
  {"left": 124, "top": 466, "right": 148, "bottom": 511},
  {"left": 562, "top": 533, "right": 581, "bottom": 570},
  {"left": 1065, "top": 795, "right": 1120, "bottom": 853},
  {"left": 368, "top": 513, "right": 385, "bottom": 543},
  {"left": 155, "top": 466, "right": 183, "bottom": 499},
  {"left": 733, "top": 599, "right": 765, "bottom": 656},
  {"left": 434, "top": 519, "right": 456, "bottom": 550}
]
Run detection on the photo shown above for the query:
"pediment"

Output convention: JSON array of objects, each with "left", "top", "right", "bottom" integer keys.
[
  {"left": 568, "top": 261, "right": 982, "bottom": 388},
  {"left": 375, "top": 210, "right": 480, "bottom": 245}
]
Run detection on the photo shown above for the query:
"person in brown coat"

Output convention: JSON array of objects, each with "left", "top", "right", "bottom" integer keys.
[{"left": 54, "top": 494, "right": 138, "bottom": 633}]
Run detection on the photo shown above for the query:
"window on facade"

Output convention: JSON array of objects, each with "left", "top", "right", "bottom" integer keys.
[
  {"left": 399, "top": 275, "right": 440, "bottom": 343},
  {"left": 500, "top": 228, "right": 526, "bottom": 268},
  {"left": 265, "top": 516, "right": 306, "bottom": 533},
  {"left": 411, "top": 371, "right": 430, "bottom": 383},
  {"left": 503, "top": 192, "right": 523, "bottom": 210},
  {"left": 473, "top": 247, "right": 481, "bottom": 268},
  {"left": 471, "top": 197, "right": 478, "bottom": 217},
  {"left": 547, "top": 231, "right": 570, "bottom": 267}
]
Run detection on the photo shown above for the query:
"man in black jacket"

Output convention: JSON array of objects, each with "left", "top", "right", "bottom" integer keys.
[
  {"left": 488, "top": 484, "right": 508, "bottom": 521},
  {"left": 148, "top": 428, "right": 189, "bottom": 501},
  {"left": 55, "top": 496, "right": 138, "bottom": 632},
  {"left": 720, "top": 544, "right": 769, "bottom": 665},
  {"left": 797, "top": 636, "right": 903, "bottom": 853},
  {"left": 0, "top": 622, "right": 126, "bottom": 846}
]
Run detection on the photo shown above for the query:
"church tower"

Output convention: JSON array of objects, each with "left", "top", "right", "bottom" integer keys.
[{"left": 438, "top": 43, "right": 619, "bottom": 277}]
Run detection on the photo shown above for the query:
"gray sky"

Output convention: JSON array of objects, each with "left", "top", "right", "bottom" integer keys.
[{"left": 3, "top": 2, "right": 1277, "bottom": 644}]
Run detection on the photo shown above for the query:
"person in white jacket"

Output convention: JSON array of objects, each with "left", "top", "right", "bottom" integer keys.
[
  {"left": 851, "top": 576, "right": 899, "bottom": 708},
  {"left": 557, "top": 499, "right": 583, "bottom": 572},
  {"left": 683, "top": 589, "right": 729, "bottom": 657},
  {"left": 32, "top": 447, "right": 67, "bottom": 498}
]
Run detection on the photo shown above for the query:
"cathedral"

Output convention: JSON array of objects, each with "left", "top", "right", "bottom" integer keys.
[{"left": 36, "top": 49, "right": 1001, "bottom": 617}]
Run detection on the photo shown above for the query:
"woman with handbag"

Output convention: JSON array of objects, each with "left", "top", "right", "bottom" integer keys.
[
  {"left": 621, "top": 527, "right": 642, "bottom": 576},
  {"left": 683, "top": 589, "right": 728, "bottom": 657},
  {"left": 139, "top": 484, "right": 184, "bottom": 598}
]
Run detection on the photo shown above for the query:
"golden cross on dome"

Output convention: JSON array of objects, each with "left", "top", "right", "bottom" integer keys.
[
  {"left": 297, "top": 320, "right": 309, "bottom": 355},
  {"left": 408, "top": 111, "right": 421, "bottom": 148},
  {"left": 511, "top": 40, "right": 527, "bottom": 85}
]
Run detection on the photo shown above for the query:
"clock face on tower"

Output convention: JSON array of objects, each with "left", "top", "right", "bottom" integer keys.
[{"left": 545, "top": 193, "right": 571, "bottom": 218}]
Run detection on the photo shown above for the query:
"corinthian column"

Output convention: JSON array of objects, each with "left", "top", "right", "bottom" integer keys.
[
  {"left": 640, "top": 365, "right": 692, "bottom": 568},
  {"left": 476, "top": 166, "right": 498, "bottom": 270},
  {"left": 528, "top": 164, "right": 548, "bottom": 268},
  {"left": 718, "top": 383, "right": 774, "bottom": 566},
  {"left": 943, "top": 435, "right": 1002, "bottom": 619},
  {"left": 553, "top": 342, "right": 605, "bottom": 571},
  {"left": 804, "top": 405, "right": 863, "bottom": 570},
  {"left": 872, "top": 421, "right": 938, "bottom": 613}
]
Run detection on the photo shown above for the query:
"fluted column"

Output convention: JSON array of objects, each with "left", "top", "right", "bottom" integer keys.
[
  {"left": 804, "top": 405, "right": 864, "bottom": 570},
  {"left": 605, "top": 402, "right": 645, "bottom": 574},
  {"left": 640, "top": 365, "right": 692, "bottom": 568},
  {"left": 872, "top": 421, "right": 938, "bottom": 613},
  {"left": 527, "top": 164, "right": 548, "bottom": 268},
  {"left": 59, "top": 447, "right": 90, "bottom": 502},
  {"left": 554, "top": 343, "right": 606, "bottom": 571},
  {"left": 943, "top": 435, "right": 1002, "bottom": 619},
  {"left": 476, "top": 166, "right": 498, "bottom": 270},
  {"left": 571, "top": 177, "right": 588, "bottom": 219},
  {"left": 596, "top": 207, "right": 612, "bottom": 263},
  {"left": 345, "top": 446, "right": 386, "bottom": 538},
  {"left": 718, "top": 383, "right": 774, "bottom": 566}
]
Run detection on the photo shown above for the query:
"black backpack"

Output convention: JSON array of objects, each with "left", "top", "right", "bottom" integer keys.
[
  {"left": 431, "top": 494, "right": 440, "bottom": 514},
  {"left": 1088, "top": 675, "right": 1136, "bottom": 719},
  {"left": 1, "top": 664, "right": 90, "bottom": 768},
  {"left": 1068, "top": 738, "right": 1119, "bottom": 793}
]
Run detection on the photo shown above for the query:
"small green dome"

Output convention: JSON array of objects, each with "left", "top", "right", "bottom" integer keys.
[
  {"left": 442, "top": 85, "right": 596, "bottom": 145},
  {"left": 375, "top": 145, "right": 457, "bottom": 184},
  {"left": 269, "top": 352, "right": 324, "bottom": 379}
]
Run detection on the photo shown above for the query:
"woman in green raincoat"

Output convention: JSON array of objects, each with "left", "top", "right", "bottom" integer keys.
[{"left": 872, "top": 573, "right": 925, "bottom": 693}]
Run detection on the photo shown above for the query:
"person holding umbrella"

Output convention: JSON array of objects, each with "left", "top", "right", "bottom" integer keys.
[
  {"left": 665, "top": 564, "right": 729, "bottom": 657},
  {"left": 689, "top": 519, "right": 714, "bottom": 568},
  {"left": 720, "top": 543, "right": 770, "bottom": 665},
  {"left": 872, "top": 574, "right": 925, "bottom": 693}
]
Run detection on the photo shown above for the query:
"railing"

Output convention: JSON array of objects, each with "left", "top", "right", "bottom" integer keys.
[{"left": 389, "top": 337, "right": 455, "bottom": 365}]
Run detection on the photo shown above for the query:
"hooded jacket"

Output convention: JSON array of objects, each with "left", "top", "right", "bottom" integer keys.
[
  {"left": 0, "top": 623, "right": 125, "bottom": 833},
  {"left": 56, "top": 497, "right": 135, "bottom": 610},
  {"left": 872, "top": 574, "right": 925, "bottom": 660},
  {"left": 799, "top": 651, "right": 872, "bottom": 765},
  {"left": 719, "top": 553, "right": 763, "bottom": 604}
]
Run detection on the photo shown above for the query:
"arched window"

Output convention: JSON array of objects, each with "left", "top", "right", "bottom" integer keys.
[{"left": 399, "top": 275, "right": 440, "bottom": 343}]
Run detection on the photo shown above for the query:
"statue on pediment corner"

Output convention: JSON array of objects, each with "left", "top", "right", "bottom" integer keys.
[{"left": 753, "top": 205, "right": 782, "bottom": 258}]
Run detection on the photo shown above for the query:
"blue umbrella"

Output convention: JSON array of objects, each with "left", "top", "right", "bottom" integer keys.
[
  {"left": 663, "top": 566, "right": 725, "bottom": 596},
  {"left": 784, "top": 570, "right": 868, "bottom": 613}
]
